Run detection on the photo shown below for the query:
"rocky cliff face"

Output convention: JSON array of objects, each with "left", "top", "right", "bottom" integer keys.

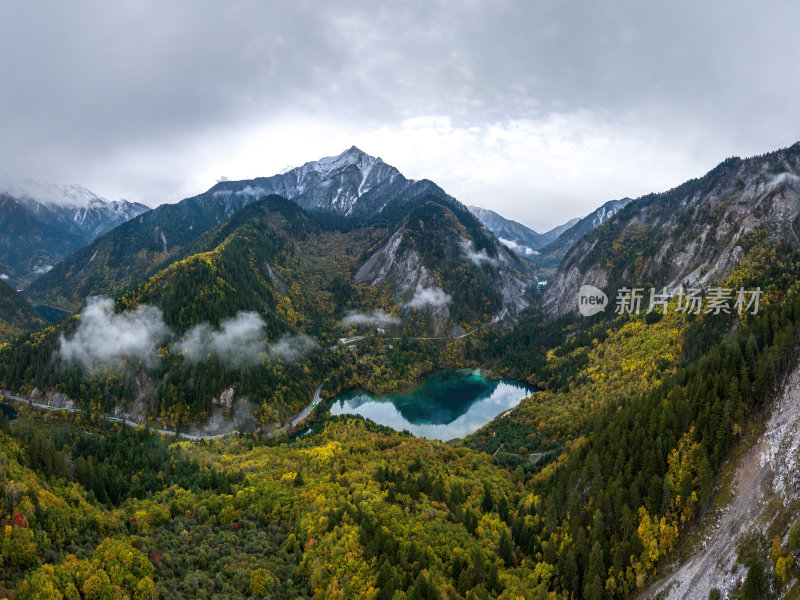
[
  {"left": 533, "top": 197, "right": 632, "bottom": 269},
  {"left": 208, "top": 146, "right": 437, "bottom": 220},
  {"left": 543, "top": 144, "right": 800, "bottom": 315},
  {"left": 645, "top": 357, "right": 800, "bottom": 600},
  {"left": 355, "top": 199, "right": 532, "bottom": 335},
  {"left": 7, "top": 181, "right": 150, "bottom": 241}
]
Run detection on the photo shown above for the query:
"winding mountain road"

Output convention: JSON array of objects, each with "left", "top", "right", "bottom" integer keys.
[
  {"left": 1, "top": 386, "right": 325, "bottom": 441},
  {"left": 290, "top": 384, "right": 323, "bottom": 427},
  {"left": 1, "top": 392, "right": 234, "bottom": 440},
  {"left": 1, "top": 309, "right": 511, "bottom": 442}
]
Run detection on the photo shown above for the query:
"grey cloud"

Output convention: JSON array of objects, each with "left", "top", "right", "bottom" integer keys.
[
  {"left": 340, "top": 309, "right": 401, "bottom": 328},
  {"left": 212, "top": 185, "right": 268, "bottom": 199},
  {"left": 57, "top": 298, "right": 317, "bottom": 371},
  {"left": 268, "top": 333, "right": 319, "bottom": 363},
  {"left": 498, "top": 238, "right": 536, "bottom": 257},
  {"left": 58, "top": 296, "right": 170, "bottom": 371},
  {"left": 1, "top": 1, "right": 799, "bottom": 224},
  {"left": 460, "top": 239, "right": 498, "bottom": 267},
  {"left": 175, "top": 311, "right": 266, "bottom": 367},
  {"left": 31, "top": 265, "right": 53, "bottom": 276},
  {"left": 408, "top": 286, "right": 452, "bottom": 309},
  {"left": 767, "top": 172, "right": 800, "bottom": 189}
]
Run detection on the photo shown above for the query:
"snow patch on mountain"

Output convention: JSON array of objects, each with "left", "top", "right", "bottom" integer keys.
[
  {"left": 311, "top": 145, "right": 380, "bottom": 178},
  {"left": 591, "top": 201, "right": 628, "bottom": 228},
  {"left": 1, "top": 179, "right": 150, "bottom": 242},
  {"left": 5, "top": 179, "right": 105, "bottom": 208},
  {"left": 206, "top": 146, "right": 413, "bottom": 219}
]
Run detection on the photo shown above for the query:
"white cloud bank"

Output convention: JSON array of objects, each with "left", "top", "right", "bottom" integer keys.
[
  {"left": 60, "top": 299, "right": 318, "bottom": 371},
  {"left": 175, "top": 311, "right": 266, "bottom": 367},
  {"left": 268, "top": 333, "right": 319, "bottom": 363},
  {"left": 408, "top": 286, "right": 452, "bottom": 309},
  {"left": 498, "top": 237, "right": 537, "bottom": 256},
  {"left": 767, "top": 172, "right": 800, "bottom": 189},
  {"left": 59, "top": 296, "right": 170, "bottom": 371},
  {"left": 340, "top": 309, "right": 401, "bottom": 328},
  {"left": 460, "top": 239, "right": 498, "bottom": 266}
]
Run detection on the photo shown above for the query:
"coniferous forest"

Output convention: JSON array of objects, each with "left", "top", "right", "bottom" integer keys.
[
  {"left": 4, "top": 180, "right": 800, "bottom": 598},
  {"left": 2, "top": 7, "right": 800, "bottom": 597}
]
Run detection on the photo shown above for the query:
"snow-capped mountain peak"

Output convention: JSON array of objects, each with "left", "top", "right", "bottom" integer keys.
[
  {"left": 310, "top": 145, "right": 381, "bottom": 177},
  {"left": 5, "top": 179, "right": 105, "bottom": 209},
  {"left": 210, "top": 146, "right": 415, "bottom": 219},
  {"left": 1, "top": 179, "right": 150, "bottom": 242}
]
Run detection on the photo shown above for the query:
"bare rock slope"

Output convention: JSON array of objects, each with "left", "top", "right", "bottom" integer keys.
[
  {"left": 643, "top": 358, "right": 800, "bottom": 599},
  {"left": 544, "top": 144, "right": 800, "bottom": 316}
]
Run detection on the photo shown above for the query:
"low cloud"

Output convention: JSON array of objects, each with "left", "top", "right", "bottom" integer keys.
[
  {"left": 212, "top": 185, "right": 267, "bottom": 198},
  {"left": 498, "top": 237, "right": 537, "bottom": 256},
  {"left": 0, "top": 273, "right": 8, "bottom": 281},
  {"left": 59, "top": 296, "right": 170, "bottom": 371},
  {"left": 340, "top": 309, "right": 401, "bottom": 328},
  {"left": 175, "top": 311, "right": 266, "bottom": 367},
  {"left": 32, "top": 265, "right": 53, "bottom": 276},
  {"left": 268, "top": 333, "right": 319, "bottom": 363},
  {"left": 460, "top": 239, "right": 498, "bottom": 266},
  {"left": 59, "top": 297, "right": 318, "bottom": 371},
  {"left": 767, "top": 172, "right": 800, "bottom": 189},
  {"left": 408, "top": 286, "right": 452, "bottom": 309}
]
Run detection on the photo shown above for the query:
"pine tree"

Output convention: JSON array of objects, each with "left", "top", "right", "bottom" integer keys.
[
  {"left": 481, "top": 484, "right": 493, "bottom": 513},
  {"left": 499, "top": 530, "right": 515, "bottom": 567},
  {"left": 741, "top": 559, "right": 766, "bottom": 600}
]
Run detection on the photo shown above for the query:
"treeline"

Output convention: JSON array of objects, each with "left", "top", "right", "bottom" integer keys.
[
  {"left": 497, "top": 255, "right": 800, "bottom": 597},
  {"left": 13, "top": 420, "right": 246, "bottom": 505}
]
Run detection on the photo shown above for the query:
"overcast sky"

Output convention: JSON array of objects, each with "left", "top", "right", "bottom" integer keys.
[{"left": 2, "top": 1, "right": 799, "bottom": 230}]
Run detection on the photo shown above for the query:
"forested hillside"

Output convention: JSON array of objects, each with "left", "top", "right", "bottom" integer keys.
[
  {"left": 0, "top": 193, "right": 528, "bottom": 430},
  {"left": 4, "top": 237, "right": 800, "bottom": 598},
  {"left": 0, "top": 279, "right": 45, "bottom": 342},
  {"left": 544, "top": 143, "right": 800, "bottom": 315},
  {"left": 4, "top": 145, "right": 800, "bottom": 599}
]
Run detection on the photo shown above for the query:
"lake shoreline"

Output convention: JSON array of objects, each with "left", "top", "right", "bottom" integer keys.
[{"left": 328, "top": 368, "right": 534, "bottom": 441}]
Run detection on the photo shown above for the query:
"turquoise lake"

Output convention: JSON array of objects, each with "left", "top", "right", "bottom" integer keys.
[{"left": 329, "top": 369, "right": 534, "bottom": 441}]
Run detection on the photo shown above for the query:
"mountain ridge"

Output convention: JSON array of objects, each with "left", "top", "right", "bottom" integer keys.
[
  {"left": 543, "top": 142, "right": 800, "bottom": 314},
  {"left": 24, "top": 148, "right": 523, "bottom": 311},
  {"left": 532, "top": 197, "right": 632, "bottom": 269},
  {"left": 0, "top": 277, "right": 46, "bottom": 341},
  {"left": 468, "top": 206, "right": 548, "bottom": 257},
  {"left": 4, "top": 180, "right": 150, "bottom": 240},
  {"left": 0, "top": 182, "right": 149, "bottom": 287}
]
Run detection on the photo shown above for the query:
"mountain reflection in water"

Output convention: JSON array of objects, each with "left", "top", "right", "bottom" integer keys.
[{"left": 330, "top": 370, "right": 533, "bottom": 441}]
